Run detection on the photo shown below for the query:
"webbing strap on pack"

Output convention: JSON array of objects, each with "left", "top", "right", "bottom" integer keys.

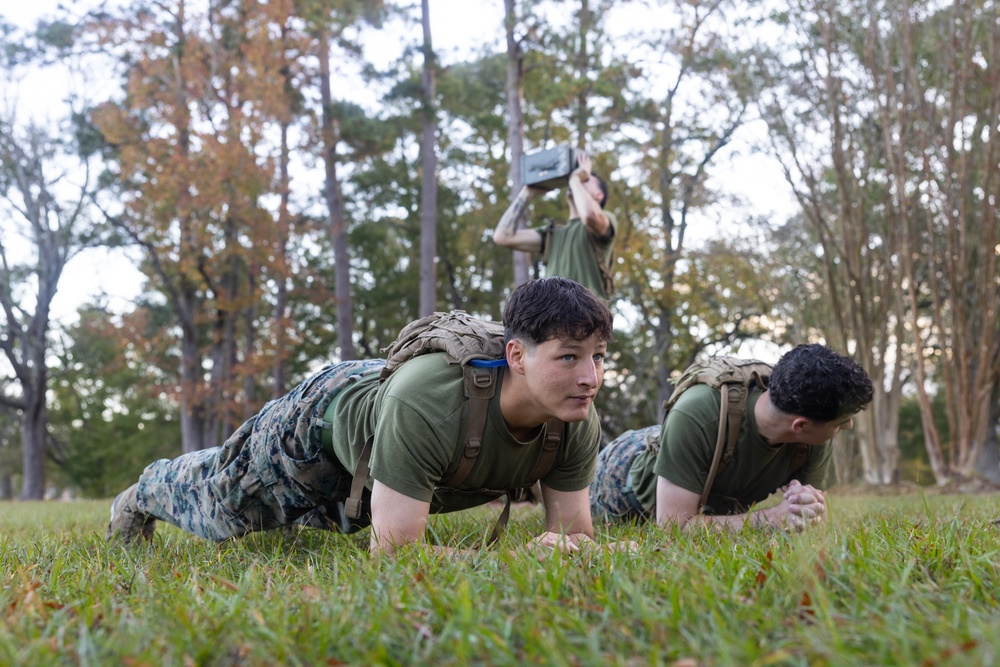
[
  {"left": 439, "top": 365, "right": 495, "bottom": 487},
  {"left": 488, "top": 496, "right": 513, "bottom": 545},
  {"left": 344, "top": 435, "right": 374, "bottom": 521},
  {"left": 698, "top": 383, "right": 748, "bottom": 511},
  {"left": 529, "top": 416, "right": 562, "bottom": 482}
]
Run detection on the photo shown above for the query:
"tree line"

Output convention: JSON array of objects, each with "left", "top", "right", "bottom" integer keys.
[{"left": 0, "top": 0, "right": 997, "bottom": 500}]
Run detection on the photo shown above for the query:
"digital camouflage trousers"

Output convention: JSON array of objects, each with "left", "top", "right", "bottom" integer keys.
[
  {"left": 588, "top": 425, "right": 660, "bottom": 523},
  {"left": 135, "top": 360, "right": 384, "bottom": 541}
]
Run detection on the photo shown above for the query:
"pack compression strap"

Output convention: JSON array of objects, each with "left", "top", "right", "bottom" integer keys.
[{"left": 698, "top": 383, "right": 747, "bottom": 511}]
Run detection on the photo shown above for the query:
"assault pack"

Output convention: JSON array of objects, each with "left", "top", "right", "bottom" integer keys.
[
  {"left": 655, "top": 356, "right": 807, "bottom": 510},
  {"left": 341, "top": 310, "right": 563, "bottom": 543}
]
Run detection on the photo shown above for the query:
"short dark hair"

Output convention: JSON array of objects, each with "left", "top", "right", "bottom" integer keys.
[
  {"left": 590, "top": 173, "right": 609, "bottom": 209},
  {"left": 768, "top": 344, "right": 874, "bottom": 422},
  {"left": 503, "top": 277, "right": 614, "bottom": 347}
]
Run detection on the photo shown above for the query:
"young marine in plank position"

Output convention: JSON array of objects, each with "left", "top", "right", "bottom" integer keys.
[
  {"left": 590, "top": 345, "right": 873, "bottom": 531},
  {"left": 108, "top": 278, "right": 626, "bottom": 555}
]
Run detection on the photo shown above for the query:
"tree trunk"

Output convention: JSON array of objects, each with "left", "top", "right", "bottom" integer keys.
[
  {"left": 0, "top": 122, "right": 87, "bottom": 499},
  {"left": 273, "top": 120, "right": 291, "bottom": 397},
  {"left": 504, "top": 0, "right": 530, "bottom": 286},
  {"left": 319, "top": 32, "right": 356, "bottom": 360},
  {"left": 418, "top": 0, "right": 438, "bottom": 316},
  {"left": 574, "top": 0, "right": 591, "bottom": 145},
  {"left": 19, "top": 386, "right": 48, "bottom": 500},
  {"left": 974, "top": 386, "right": 1000, "bottom": 484},
  {"left": 178, "top": 292, "right": 208, "bottom": 454},
  {"left": 20, "top": 266, "right": 55, "bottom": 498}
]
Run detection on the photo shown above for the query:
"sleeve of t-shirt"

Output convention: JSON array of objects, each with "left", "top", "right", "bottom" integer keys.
[
  {"left": 798, "top": 443, "right": 836, "bottom": 489},
  {"left": 540, "top": 408, "right": 602, "bottom": 492},
  {"left": 368, "top": 396, "right": 457, "bottom": 503},
  {"left": 652, "top": 388, "right": 719, "bottom": 496}
]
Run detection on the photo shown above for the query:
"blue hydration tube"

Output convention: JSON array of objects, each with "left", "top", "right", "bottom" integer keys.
[{"left": 467, "top": 358, "right": 508, "bottom": 368}]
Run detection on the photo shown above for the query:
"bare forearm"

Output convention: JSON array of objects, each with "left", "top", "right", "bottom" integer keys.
[
  {"left": 494, "top": 187, "right": 533, "bottom": 239},
  {"left": 680, "top": 508, "right": 775, "bottom": 532},
  {"left": 683, "top": 502, "right": 822, "bottom": 533},
  {"left": 568, "top": 175, "right": 610, "bottom": 235}
]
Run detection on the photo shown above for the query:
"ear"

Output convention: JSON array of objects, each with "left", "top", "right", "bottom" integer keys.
[
  {"left": 506, "top": 339, "right": 527, "bottom": 375},
  {"left": 790, "top": 417, "right": 810, "bottom": 433}
]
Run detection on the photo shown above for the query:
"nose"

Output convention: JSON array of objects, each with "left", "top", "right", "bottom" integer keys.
[{"left": 578, "top": 358, "right": 600, "bottom": 388}]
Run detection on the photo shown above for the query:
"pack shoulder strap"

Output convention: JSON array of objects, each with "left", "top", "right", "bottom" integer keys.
[
  {"left": 342, "top": 309, "right": 565, "bottom": 543},
  {"left": 439, "top": 364, "right": 497, "bottom": 487},
  {"left": 344, "top": 436, "right": 374, "bottom": 521},
  {"left": 698, "top": 383, "right": 750, "bottom": 510},
  {"left": 529, "top": 416, "right": 563, "bottom": 482},
  {"left": 539, "top": 220, "right": 556, "bottom": 263}
]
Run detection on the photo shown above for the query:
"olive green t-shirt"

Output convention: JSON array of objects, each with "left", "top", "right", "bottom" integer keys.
[
  {"left": 629, "top": 384, "right": 834, "bottom": 515},
  {"left": 534, "top": 211, "right": 616, "bottom": 300},
  {"left": 323, "top": 353, "right": 601, "bottom": 514}
]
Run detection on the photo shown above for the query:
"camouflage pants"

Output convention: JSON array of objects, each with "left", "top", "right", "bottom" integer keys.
[
  {"left": 136, "top": 360, "right": 385, "bottom": 541},
  {"left": 589, "top": 425, "right": 660, "bottom": 523}
]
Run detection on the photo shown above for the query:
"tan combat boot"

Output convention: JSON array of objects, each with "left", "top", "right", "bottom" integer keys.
[{"left": 106, "top": 483, "right": 156, "bottom": 544}]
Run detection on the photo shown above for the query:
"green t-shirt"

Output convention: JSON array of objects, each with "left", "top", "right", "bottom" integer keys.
[
  {"left": 629, "top": 384, "right": 834, "bottom": 515},
  {"left": 323, "top": 353, "right": 601, "bottom": 514},
  {"left": 534, "top": 211, "right": 617, "bottom": 300}
]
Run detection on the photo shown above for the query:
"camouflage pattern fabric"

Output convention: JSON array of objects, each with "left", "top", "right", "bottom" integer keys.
[
  {"left": 135, "top": 360, "right": 384, "bottom": 541},
  {"left": 589, "top": 425, "right": 659, "bottom": 522}
]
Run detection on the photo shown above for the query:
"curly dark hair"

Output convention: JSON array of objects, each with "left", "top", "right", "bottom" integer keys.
[
  {"left": 503, "top": 277, "right": 614, "bottom": 346},
  {"left": 767, "top": 344, "right": 874, "bottom": 422}
]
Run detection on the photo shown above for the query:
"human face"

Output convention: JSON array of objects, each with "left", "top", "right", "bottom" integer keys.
[
  {"left": 516, "top": 333, "right": 606, "bottom": 424},
  {"left": 582, "top": 177, "right": 604, "bottom": 203},
  {"left": 796, "top": 413, "right": 856, "bottom": 446}
]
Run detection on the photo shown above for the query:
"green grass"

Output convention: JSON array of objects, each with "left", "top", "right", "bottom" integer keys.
[{"left": 2, "top": 493, "right": 999, "bottom": 666}]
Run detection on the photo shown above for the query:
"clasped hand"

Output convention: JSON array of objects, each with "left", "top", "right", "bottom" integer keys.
[{"left": 775, "top": 480, "right": 827, "bottom": 531}]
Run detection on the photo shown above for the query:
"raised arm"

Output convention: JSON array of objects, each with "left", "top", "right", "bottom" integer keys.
[
  {"left": 566, "top": 152, "right": 611, "bottom": 236},
  {"left": 493, "top": 185, "right": 545, "bottom": 252}
]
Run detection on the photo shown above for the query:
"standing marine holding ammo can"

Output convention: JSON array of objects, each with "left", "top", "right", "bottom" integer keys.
[{"left": 493, "top": 147, "right": 617, "bottom": 302}]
